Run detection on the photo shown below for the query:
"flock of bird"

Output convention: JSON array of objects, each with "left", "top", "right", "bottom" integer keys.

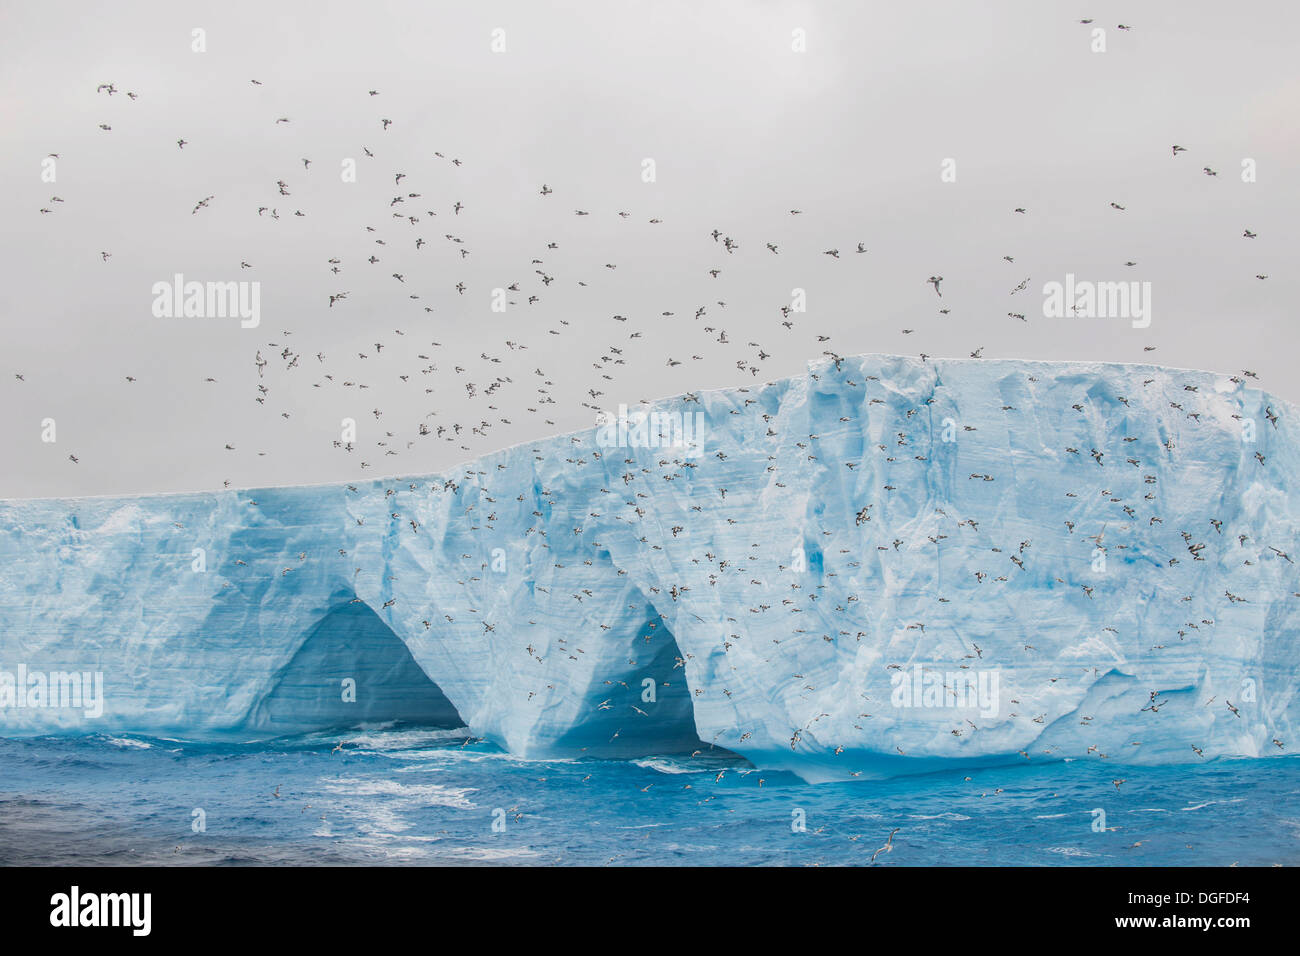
[{"left": 19, "top": 19, "right": 1273, "bottom": 481}]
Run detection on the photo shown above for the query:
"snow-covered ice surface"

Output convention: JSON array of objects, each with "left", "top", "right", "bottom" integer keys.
[{"left": 1, "top": 354, "right": 1297, "bottom": 783}]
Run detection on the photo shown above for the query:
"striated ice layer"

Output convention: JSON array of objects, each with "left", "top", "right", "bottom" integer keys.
[{"left": 1, "top": 354, "right": 1297, "bottom": 781}]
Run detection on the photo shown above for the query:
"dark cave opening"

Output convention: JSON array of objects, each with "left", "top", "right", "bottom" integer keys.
[{"left": 245, "top": 598, "right": 464, "bottom": 736}]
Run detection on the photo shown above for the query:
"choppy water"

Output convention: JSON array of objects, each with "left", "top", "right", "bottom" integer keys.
[{"left": 1, "top": 728, "right": 1296, "bottom": 866}]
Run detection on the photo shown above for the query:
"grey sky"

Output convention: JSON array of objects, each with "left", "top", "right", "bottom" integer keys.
[{"left": 2, "top": 0, "right": 1296, "bottom": 499}]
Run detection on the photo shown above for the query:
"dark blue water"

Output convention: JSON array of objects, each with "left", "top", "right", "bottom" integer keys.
[{"left": 1, "top": 728, "right": 1296, "bottom": 865}]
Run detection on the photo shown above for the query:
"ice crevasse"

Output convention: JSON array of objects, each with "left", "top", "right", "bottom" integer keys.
[{"left": 0, "top": 353, "right": 1296, "bottom": 782}]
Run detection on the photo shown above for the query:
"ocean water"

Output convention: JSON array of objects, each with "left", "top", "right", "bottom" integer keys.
[{"left": 1, "top": 728, "right": 1296, "bottom": 866}]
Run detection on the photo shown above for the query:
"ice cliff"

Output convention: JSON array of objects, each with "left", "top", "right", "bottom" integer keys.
[{"left": 1, "top": 354, "right": 1296, "bottom": 781}]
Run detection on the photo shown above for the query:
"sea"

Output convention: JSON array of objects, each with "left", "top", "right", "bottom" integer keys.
[{"left": 1, "top": 727, "right": 1296, "bottom": 866}]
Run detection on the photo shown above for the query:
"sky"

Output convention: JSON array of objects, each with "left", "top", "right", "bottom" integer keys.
[{"left": 2, "top": 0, "right": 1296, "bottom": 499}]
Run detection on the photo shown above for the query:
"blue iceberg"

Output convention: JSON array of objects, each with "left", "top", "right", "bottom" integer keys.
[{"left": 1, "top": 354, "right": 1296, "bottom": 782}]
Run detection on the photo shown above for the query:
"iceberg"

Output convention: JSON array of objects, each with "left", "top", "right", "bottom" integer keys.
[{"left": 1, "top": 353, "right": 1296, "bottom": 782}]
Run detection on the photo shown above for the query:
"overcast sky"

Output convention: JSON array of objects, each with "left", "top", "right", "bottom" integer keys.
[{"left": 2, "top": 0, "right": 1296, "bottom": 499}]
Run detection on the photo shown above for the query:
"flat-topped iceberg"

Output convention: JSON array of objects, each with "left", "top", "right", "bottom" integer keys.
[{"left": 1, "top": 354, "right": 1296, "bottom": 781}]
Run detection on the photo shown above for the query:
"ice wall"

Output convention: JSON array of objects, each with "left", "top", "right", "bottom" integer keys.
[{"left": 1, "top": 354, "right": 1296, "bottom": 781}]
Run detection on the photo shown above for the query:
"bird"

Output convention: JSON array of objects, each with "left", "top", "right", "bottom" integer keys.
[
  {"left": 870, "top": 828, "right": 898, "bottom": 863},
  {"left": 926, "top": 276, "right": 943, "bottom": 296}
]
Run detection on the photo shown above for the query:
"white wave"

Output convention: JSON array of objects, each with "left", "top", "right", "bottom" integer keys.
[
  {"left": 331, "top": 728, "right": 476, "bottom": 752},
  {"left": 633, "top": 757, "right": 700, "bottom": 775},
  {"left": 319, "top": 776, "right": 477, "bottom": 808},
  {"left": 1046, "top": 846, "right": 1095, "bottom": 858}
]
